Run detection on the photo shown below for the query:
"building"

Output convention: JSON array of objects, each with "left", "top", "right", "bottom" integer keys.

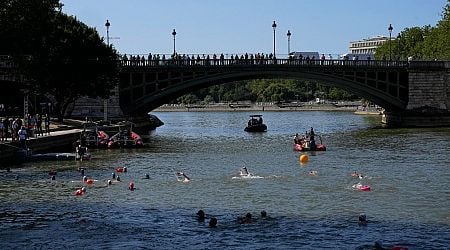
[{"left": 348, "top": 36, "right": 388, "bottom": 55}]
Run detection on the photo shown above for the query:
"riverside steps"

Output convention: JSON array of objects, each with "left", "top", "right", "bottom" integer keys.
[{"left": 0, "top": 129, "right": 82, "bottom": 164}]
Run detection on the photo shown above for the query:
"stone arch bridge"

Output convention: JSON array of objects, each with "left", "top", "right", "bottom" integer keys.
[{"left": 119, "top": 58, "right": 450, "bottom": 127}]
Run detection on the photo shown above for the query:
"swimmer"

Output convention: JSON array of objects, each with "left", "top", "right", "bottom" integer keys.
[
  {"left": 240, "top": 166, "right": 250, "bottom": 176},
  {"left": 308, "top": 170, "right": 318, "bottom": 176},
  {"left": 82, "top": 176, "right": 88, "bottom": 182},
  {"left": 107, "top": 179, "right": 112, "bottom": 185},
  {"left": 358, "top": 213, "right": 368, "bottom": 226},
  {"left": 116, "top": 175, "right": 121, "bottom": 182},
  {"left": 129, "top": 181, "right": 135, "bottom": 191},
  {"left": 351, "top": 171, "right": 364, "bottom": 179},
  {"left": 176, "top": 172, "right": 190, "bottom": 183},
  {"left": 144, "top": 173, "right": 150, "bottom": 179},
  {"left": 111, "top": 172, "right": 116, "bottom": 179},
  {"left": 50, "top": 175, "right": 56, "bottom": 181},
  {"left": 261, "top": 210, "right": 267, "bottom": 218},
  {"left": 75, "top": 187, "right": 86, "bottom": 196},
  {"left": 209, "top": 217, "right": 217, "bottom": 228},
  {"left": 238, "top": 213, "right": 255, "bottom": 224},
  {"left": 197, "top": 210, "right": 206, "bottom": 221}
]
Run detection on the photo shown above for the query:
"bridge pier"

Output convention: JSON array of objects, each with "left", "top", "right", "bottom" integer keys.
[{"left": 383, "top": 62, "right": 450, "bottom": 127}]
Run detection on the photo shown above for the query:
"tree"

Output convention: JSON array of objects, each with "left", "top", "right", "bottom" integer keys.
[
  {"left": 0, "top": 0, "right": 118, "bottom": 121},
  {"left": 376, "top": 1, "right": 450, "bottom": 60}
]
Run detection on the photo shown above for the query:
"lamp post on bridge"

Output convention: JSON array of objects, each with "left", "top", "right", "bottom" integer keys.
[
  {"left": 272, "top": 21, "right": 277, "bottom": 58},
  {"left": 397, "top": 34, "right": 401, "bottom": 60},
  {"left": 172, "top": 29, "right": 177, "bottom": 55},
  {"left": 104, "top": 19, "right": 111, "bottom": 122},
  {"left": 287, "top": 30, "right": 291, "bottom": 56},
  {"left": 388, "top": 23, "right": 393, "bottom": 61},
  {"left": 105, "top": 19, "right": 110, "bottom": 46}
]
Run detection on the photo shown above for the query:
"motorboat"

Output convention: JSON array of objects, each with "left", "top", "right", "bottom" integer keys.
[
  {"left": 108, "top": 130, "right": 144, "bottom": 148},
  {"left": 244, "top": 115, "right": 267, "bottom": 132},
  {"left": 293, "top": 134, "right": 326, "bottom": 151},
  {"left": 79, "top": 129, "right": 110, "bottom": 148}
]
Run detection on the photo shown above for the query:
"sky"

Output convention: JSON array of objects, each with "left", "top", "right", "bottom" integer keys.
[{"left": 62, "top": 0, "right": 447, "bottom": 57}]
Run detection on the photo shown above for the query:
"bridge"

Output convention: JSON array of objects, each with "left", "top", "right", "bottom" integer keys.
[
  {"left": 119, "top": 57, "right": 450, "bottom": 127},
  {"left": 2, "top": 55, "right": 449, "bottom": 127}
]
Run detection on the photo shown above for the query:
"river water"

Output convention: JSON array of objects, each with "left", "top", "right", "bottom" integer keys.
[{"left": 1, "top": 111, "right": 449, "bottom": 249}]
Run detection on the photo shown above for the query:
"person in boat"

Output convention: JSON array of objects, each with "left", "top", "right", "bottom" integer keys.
[
  {"left": 294, "top": 133, "right": 300, "bottom": 144},
  {"left": 240, "top": 166, "right": 250, "bottom": 176},
  {"left": 258, "top": 116, "right": 263, "bottom": 124},
  {"left": 310, "top": 127, "right": 315, "bottom": 136},
  {"left": 176, "top": 171, "right": 190, "bottom": 182}
]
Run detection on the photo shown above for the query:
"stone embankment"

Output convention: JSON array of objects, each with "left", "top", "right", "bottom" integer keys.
[{"left": 153, "top": 102, "right": 362, "bottom": 112}]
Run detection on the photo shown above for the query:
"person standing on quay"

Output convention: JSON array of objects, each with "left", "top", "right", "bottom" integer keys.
[
  {"left": 44, "top": 114, "right": 50, "bottom": 135},
  {"left": 18, "top": 126, "right": 28, "bottom": 149}
]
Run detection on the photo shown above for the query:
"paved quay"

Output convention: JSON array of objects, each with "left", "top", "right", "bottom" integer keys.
[{"left": 0, "top": 128, "right": 83, "bottom": 164}]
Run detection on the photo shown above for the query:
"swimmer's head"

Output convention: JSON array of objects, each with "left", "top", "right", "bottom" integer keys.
[
  {"left": 116, "top": 176, "right": 121, "bottom": 181},
  {"left": 359, "top": 213, "right": 367, "bottom": 222},
  {"left": 261, "top": 211, "right": 267, "bottom": 218},
  {"left": 145, "top": 174, "right": 150, "bottom": 179},
  {"left": 112, "top": 172, "right": 116, "bottom": 178},
  {"left": 107, "top": 180, "right": 112, "bottom": 185},
  {"left": 197, "top": 210, "right": 205, "bottom": 219},
  {"left": 209, "top": 217, "right": 217, "bottom": 228},
  {"left": 82, "top": 176, "right": 88, "bottom": 182},
  {"left": 51, "top": 175, "right": 56, "bottom": 181},
  {"left": 123, "top": 167, "right": 127, "bottom": 172},
  {"left": 81, "top": 187, "right": 86, "bottom": 192}
]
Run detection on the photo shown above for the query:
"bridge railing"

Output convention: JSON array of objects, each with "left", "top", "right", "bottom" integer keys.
[{"left": 118, "top": 58, "right": 410, "bottom": 68}]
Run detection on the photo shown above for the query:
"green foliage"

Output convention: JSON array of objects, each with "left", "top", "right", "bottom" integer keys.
[
  {"left": 0, "top": 0, "right": 118, "bottom": 121},
  {"left": 376, "top": 1, "right": 450, "bottom": 60}
]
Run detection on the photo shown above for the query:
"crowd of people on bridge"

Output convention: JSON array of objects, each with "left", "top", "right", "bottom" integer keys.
[{"left": 119, "top": 52, "right": 404, "bottom": 67}]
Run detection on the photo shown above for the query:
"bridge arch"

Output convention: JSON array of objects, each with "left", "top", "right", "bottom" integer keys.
[{"left": 125, "top": 68, "right": 407, "bottom": 115}]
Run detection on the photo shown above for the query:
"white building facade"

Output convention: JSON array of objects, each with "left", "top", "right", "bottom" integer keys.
[{"left": 348, "top": 36, "right": 388, "bottom": 54}]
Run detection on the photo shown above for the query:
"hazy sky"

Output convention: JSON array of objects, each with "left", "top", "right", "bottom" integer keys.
[{"left": 62, "top": 0, "right": 446, "bottom": 56}]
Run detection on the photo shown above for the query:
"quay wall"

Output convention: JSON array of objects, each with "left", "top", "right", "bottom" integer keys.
[{"left": 0, "top": 129, "right": 82, "bottom": 164}]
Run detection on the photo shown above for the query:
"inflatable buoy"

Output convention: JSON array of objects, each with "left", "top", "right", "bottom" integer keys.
[
  {"left": 116, "top": 167, "right": 124, "bottom": 173},
  {"left": 299, "top": 154, "right": 309, "bottom": 163},
  {"left": 129, "top": 181, "right": 135, "bottom": 190},
  {"left": 86, "top": 179, "right": 94, "bottom": 184}
]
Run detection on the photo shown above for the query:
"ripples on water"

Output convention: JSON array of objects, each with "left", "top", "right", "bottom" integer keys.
[{"left": 1, "top": 111, "right": 449, "bottom": 249}]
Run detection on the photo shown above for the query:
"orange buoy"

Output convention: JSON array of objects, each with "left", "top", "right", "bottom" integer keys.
[
  {"left": 116, "top": 167, "right": 124, "bottom": 173},
  {"left": 129, "top": 181, "right": 135, "bottom": 190},
  {"left": 299, "top": 154, "right": 309, "bottom": 163},
  {"left": 74, "top": 187, "right": 86, "bottom": 196},
  {"left": 86, "top": 179, "right": 94, "bottom": 184}
]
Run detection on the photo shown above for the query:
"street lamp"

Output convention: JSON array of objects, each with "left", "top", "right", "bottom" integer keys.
[
  {"left": 272, "top": 21, "right": 277, "bottom": 58},
  {"left": 397, "top": 34, "right": 401, "bottom": 60},
  {"left": 104, "top": 19, "right": 111, "bottom": 122},
  {"left": 287, "top": 30, "right": 291, "bottom": 55},
  {"left": 172, "top": 29, "right": 177, "bottom": 55},
  {"left": 105, "top": 20, "right": 110, "bottom": 46},
  {"left": 388, "top": 24, "right": 393, "bottom": 61}
]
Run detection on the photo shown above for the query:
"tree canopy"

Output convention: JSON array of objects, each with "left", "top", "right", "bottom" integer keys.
[
  {"left": 376, "top": 0, "right": 450, "bottom": 60},
  {"left": 0, "top": 0, "right": 118, "bottom": 121}
]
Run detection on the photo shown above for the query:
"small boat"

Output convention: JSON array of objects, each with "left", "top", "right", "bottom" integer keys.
[
  {"left": 352, "top": 183, "right": 371, "bottom": 191},
  {"left": 244, "top": 115, "right": 267, "bottom": 132},
  {"left": 79, "top": 129, "right": 110, "bottom": 148},
  {"left": 108, "top": 130, "right": 144, "bottom": 148},
  {"left": 293, "top": 133, "right": 326, "bottom": 151}
]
